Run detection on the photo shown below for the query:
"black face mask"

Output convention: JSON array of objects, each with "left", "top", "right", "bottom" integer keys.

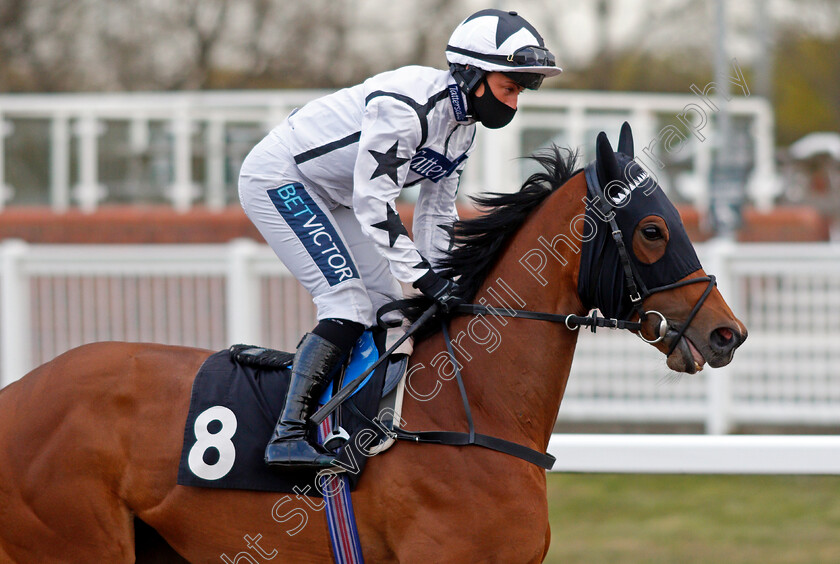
[
  {"left": 469, "top": 76, "right": 516, "bottom": 129},
  {"left": 579, "top": 153, "right": 702, "bottom": 320}
]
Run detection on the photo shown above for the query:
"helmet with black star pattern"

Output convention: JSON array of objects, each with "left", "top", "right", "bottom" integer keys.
[{"left": 446, "top": 9, "right": 562, "bottom": 95}]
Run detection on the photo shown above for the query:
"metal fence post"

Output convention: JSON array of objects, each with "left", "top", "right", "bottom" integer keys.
[
  {"left": 226, "top": 239, "right": 261, "bottom": 346},
  {"left": 50, "top": 113, "right": 71, "bottom": 212},
  {"left": 702, "top": 238, "right": 736, "bottom": 434},
  {"left": 566, "top": 104, "right": 586, "bottom": 157},
  {"left": 1, "top": 240, "right": 31, "bottom": 388},
  {"left": 170, "top": 108, "right": 197, "bottom": 212},
  {"left": 73, "top": 113, "right": 106, "bottom": 212},
  {"left": 205, "top": 115, "right": 226, "bottom": 211},
  {"left": 479, "top": 122, "right": 520, "bottom": 195},
  {"left": 0, "top": 116, "right": 14, "bottom": 210}
]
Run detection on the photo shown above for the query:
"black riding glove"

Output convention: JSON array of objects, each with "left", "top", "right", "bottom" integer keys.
[{"left": 413, "top": 270, "right": 465, "bottom": 314}]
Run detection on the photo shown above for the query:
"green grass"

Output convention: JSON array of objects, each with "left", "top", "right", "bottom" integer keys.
[{"left": 545, "top": 473, "right": 840, "bottom": 563}]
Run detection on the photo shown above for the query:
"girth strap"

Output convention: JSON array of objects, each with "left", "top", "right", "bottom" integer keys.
[
  {"left": 390, "top": 427, "right": 556, "bottom": 470},
  {"left": 386, "top": 321, "right": 556, "bottom": 470},
  {"left": 341, "top": 371, "right": 557, "bottom": 470}
]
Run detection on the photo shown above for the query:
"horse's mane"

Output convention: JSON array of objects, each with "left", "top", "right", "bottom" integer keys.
[{"left": 398, "top": 145, "right": 580, "bottom": 335}]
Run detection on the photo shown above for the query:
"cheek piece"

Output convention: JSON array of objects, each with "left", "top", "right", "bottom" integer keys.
[{"left": 469, "top": 77, "right": 517, "bottom": 129}]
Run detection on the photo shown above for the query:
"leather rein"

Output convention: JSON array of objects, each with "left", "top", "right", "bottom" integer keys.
[{"left": 374, "top": 164, "right": 718, "bottom": 470}]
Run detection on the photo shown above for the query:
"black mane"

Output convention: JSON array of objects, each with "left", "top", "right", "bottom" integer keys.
[{"left": 397, "top": 145, "right": 580, "bottom": 332}]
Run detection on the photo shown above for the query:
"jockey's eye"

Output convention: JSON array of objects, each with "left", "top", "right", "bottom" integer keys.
[{"left": 641, "top": 225, "right": 663, "bottom": 241}]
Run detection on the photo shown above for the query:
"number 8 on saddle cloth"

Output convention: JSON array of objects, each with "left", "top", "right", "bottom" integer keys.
[{"left": 178, "top": 329, "right": 408, "bottom": 494}]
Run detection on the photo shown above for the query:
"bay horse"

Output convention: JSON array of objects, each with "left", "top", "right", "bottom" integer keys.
[{"left": 0, "top": 125, "right": 746, "bottom": 563}]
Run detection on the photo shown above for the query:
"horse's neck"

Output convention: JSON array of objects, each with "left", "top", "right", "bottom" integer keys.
[{"left": 411, "top": 174, "right": 588, "bottom": 453}]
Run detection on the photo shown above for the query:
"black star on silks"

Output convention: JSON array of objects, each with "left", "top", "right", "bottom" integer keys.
[
  {"left": 371, "top": 204, "right": 409, "bottom": 248},
  {"left": 413, "top": 257, "right": 431, "bottom": 271},
  {"left": 369, "top": 141, "right": 408, "bottom": 185}
]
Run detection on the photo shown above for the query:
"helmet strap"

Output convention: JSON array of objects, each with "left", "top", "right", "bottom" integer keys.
[{"left": 449, "top": 64, "right": 485, "bottom": 98}]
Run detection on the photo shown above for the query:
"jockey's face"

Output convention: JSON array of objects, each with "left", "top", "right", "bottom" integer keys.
[{"left": 475, "top": 72, "right": 526, "bottom": 109}]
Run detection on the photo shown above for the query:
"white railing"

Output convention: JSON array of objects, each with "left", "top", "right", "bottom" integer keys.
[
  {"left": 547, "top": 434, "right": 840, "bottom": 474},
  {"left": 1, "top": 239, "right": 838, "bottom": 436},
  {"left": 0, "top": 89, "right": 776, "bottom": 212},
  {"left": 563, "top": 240, "right": 840, "bottom": 433}
]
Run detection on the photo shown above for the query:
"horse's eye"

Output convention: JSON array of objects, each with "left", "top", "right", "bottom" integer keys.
[{"left": 642, "top": 225, "right": 663, "bottom": 241}]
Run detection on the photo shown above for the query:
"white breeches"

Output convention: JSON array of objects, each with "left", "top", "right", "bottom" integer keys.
[{"left": 238, "top": 124, "right": 402, "bottom": 327}]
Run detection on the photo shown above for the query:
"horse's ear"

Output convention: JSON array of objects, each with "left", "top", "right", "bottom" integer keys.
[
  {"left": 617, "top": 121, "right": 634, "bottom": 158},
  {"left": 595, "top": 131, "right": 620, "bottom": 186}
]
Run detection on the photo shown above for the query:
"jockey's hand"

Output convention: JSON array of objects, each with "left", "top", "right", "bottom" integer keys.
[{"left": 413, "top": 270, "right": 465, "bottom": 314}]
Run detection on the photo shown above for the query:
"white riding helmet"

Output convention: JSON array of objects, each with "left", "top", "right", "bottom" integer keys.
[{"left": 446, "top": 9, "right": 562, "bottom": 93}]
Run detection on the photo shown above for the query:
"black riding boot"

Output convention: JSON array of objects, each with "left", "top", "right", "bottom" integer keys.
[{"left": 265, "top": 333, "right": 344, "bottom": 468}]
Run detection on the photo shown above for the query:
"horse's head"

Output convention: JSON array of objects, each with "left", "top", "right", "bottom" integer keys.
[{"left": 579, "top": 122, "right": 747, "bottom": 374}]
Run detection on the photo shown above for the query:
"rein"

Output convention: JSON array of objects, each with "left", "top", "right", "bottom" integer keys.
[
  {"left": 389, "top": 264, "right": 715, "bottom": 470},
  {"left": 454, "top": 304, "right": 642, "bottom": 332},
  {"left": 325, "top": 160, "right": 721, "bottom": 470}
]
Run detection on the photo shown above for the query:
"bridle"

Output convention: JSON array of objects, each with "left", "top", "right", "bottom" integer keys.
[
  {"left": 453, "top": 163, "right": 717, "bottom": 356},
  {"left": 350, "top": 160, "right": 719, "bottom": 471},
  {"left": 581, "top": 162, "right": 716, "bottom": 354}
]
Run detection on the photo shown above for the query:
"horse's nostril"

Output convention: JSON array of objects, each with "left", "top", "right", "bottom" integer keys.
[{"left": 710, "top": 327, "right": 737, "bottom": 351}]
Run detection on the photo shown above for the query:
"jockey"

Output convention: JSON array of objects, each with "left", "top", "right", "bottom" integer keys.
[{"left": 238, "top": 9, "right": 561, "bottom": 469}]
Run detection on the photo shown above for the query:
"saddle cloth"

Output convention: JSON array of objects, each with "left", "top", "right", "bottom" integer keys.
[{"left": 177, "top": 330, "right": 408, "bottom": 495}]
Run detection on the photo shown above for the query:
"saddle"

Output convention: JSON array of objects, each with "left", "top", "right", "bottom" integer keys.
[{"left": 177, "top": 328, "right": 409, "bottom": 494}]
